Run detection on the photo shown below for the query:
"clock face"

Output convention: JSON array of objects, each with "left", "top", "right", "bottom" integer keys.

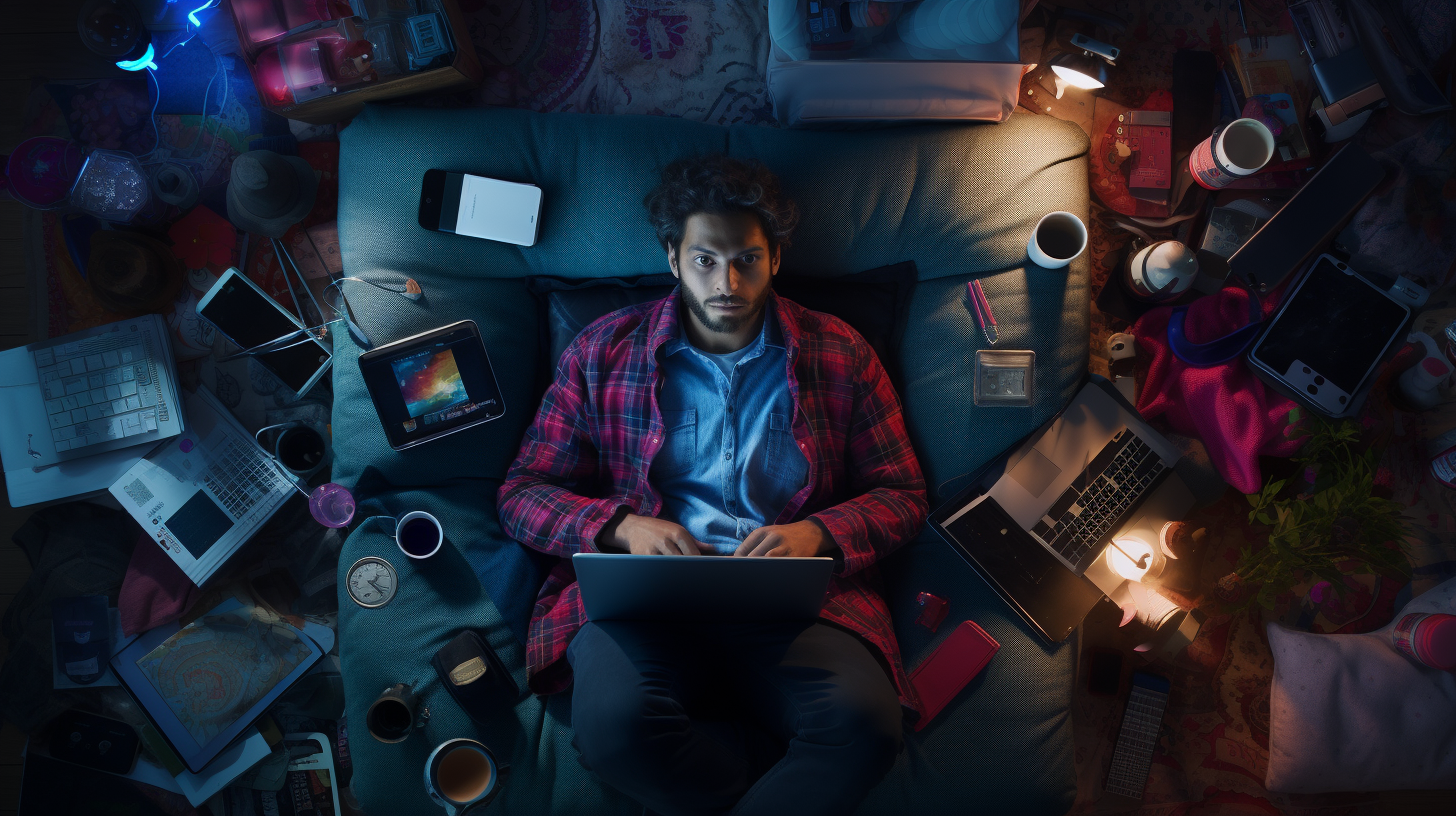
[{"left": 347, "top": 557, "right": 398, "bottom": 609}]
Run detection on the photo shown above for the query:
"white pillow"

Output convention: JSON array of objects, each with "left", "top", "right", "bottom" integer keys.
[{"left": 1265, "top": 575, "right": 1456, "bottom": 793}]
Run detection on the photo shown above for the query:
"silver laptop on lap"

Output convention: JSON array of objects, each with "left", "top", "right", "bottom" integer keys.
[{"left": 572, "top": 553, "right": 835, "bottom": 622}]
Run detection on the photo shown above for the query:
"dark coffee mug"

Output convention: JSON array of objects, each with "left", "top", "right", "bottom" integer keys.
[
  {"left": 425, "top": 739, "right": 504, "bottom": 815},
  {"left": 395, "top": 511, "right": 443, "bottom": 559},
  {"left": 366, "top": 683, "right": 424, "bottom": 743},
  {"left": 276, "top": 425, "right": 327, "bottom": 476}
]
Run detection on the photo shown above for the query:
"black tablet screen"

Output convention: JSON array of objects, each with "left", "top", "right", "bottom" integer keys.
[
  {"left": 1250, "top": 258, "right": 1408, "bottom": 394},
  {"left": 360, "top": 323, "right": 505, "bottom": 449}
]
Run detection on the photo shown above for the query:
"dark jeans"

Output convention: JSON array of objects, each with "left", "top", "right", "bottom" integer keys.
[{"left": 566, "top": 619, "right": 904, "bottom": 816}]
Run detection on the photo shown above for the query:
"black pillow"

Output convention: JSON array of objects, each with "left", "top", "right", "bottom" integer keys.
[{"left": 525, "top": 261, "right": 917, "bottom": 394}]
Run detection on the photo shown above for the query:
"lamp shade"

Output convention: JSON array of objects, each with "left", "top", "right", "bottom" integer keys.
[{"left": 1049, "top": 50, "right": 1109, "bottom": 97}]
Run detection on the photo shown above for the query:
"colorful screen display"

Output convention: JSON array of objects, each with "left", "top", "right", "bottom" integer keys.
[
  {"left": 359, "top": 322, "right": 505, "bottom": 450},
  {"left": 392, "top": 348, "right": 469, "bottom": 418}
]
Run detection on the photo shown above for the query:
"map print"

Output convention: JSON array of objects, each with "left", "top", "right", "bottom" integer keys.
[{"left": 136, "top": 605, "right": 313, "bottom": 746}]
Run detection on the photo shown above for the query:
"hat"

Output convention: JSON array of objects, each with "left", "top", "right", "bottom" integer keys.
[
  {"left": 226, "top": 150, "right": 317, "bottom": 238},
  {"left": 87, "top": 229, "right": 186, "bottom": 314}
]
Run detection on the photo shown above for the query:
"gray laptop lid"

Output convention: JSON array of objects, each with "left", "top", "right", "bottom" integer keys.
[
  {"left": 985, "top": 383, "right": 1183, "bottom": 531},
  {"left": 572, "top": 554, "right": 835, "bottom": 622}
]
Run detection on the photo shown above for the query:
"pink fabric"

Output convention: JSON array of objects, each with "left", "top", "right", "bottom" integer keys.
[
  {"left": 118, "top": 534, "right": 201, "bottom": 636},
  {"left": 1130, "top": 287, "right": 1301, "bottom": 494}
]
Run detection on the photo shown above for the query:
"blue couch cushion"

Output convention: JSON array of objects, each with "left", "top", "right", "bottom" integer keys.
[{"left": 333, "top": 104, "right": 1089, "bottom": 816}]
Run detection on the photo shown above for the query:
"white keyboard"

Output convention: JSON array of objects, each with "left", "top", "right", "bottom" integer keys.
[
  {"left": 201, "top": 437, "right": 289, "bottom": 519},
  {"left": 35, "top": 340, "right": 160, "bottom": 453}
]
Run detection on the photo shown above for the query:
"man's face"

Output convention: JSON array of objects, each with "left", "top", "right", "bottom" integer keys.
[{"left": 669, "top": 211, "right": 779, "bottom": 351}]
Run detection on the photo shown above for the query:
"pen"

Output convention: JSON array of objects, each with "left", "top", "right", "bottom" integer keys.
[{"left": 968, "top": 280, "right": 998, "bottom": 345}]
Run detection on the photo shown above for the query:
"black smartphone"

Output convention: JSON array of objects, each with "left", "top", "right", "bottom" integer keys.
[
  {"left": 46, "top": 710, "right": 140, "bottom": 775},
  {"left": 358, "top": 320, "right": 506, "bottom": 450},
  {"left": 418, "top": 168, "right": 543, "bottom": 246},
  {"left": 197, "top": 267, "right": 332, "bottom": 396}
]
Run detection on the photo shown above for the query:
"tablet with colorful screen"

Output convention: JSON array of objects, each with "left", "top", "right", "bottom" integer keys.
[
  {"left": 358, "top": 321, "right": 506, "bottom": 450},
  {"left": 109, "top": 600, "right": 326, "bottom": 773}
]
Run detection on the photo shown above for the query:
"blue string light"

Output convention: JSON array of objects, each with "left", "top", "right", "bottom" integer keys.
[
  {"left": 116, "top": 42, "right": 158, "bottom": 72},
  {"left": 187, "top": 0, "right": 220, "bottom": 29}
]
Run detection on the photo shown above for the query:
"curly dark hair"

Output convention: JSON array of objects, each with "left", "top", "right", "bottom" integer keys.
[{"left": 644, "top": 155, "right": 799, "bottom": 256}]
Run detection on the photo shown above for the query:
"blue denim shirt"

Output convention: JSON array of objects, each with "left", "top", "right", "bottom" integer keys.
[{"left": 651, "top": 305, "right": 809, "bottom": 554}]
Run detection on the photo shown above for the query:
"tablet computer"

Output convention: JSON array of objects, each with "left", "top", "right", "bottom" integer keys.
[
  {"left": 1246, "top": 254, "right": 1411, "bottom": 418},
  {"left": 109, "top": 600, "right": 325, "bottom": 773},
  {"left": 358, "top": 320, "right": 506, "bottom": 451}
]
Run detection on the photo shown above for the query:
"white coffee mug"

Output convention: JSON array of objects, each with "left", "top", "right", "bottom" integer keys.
[
  {"left": 1027, "top": 211, "right": 1088, "bottom": 269},
  {"left": 395, "top": 511, "right": 443, "bottom": 559}
]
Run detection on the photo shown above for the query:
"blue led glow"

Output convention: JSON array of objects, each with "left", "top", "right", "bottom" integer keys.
[
  {"left": 188, "top": 0, "right": 219, "bottom": 29},
  {"left": 116, "top": 43, "right": 157, "bottom": 72}
]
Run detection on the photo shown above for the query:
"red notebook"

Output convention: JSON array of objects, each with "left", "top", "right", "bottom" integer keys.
[{"left": 909, "top": 620, "right": 1001, "bottom": 731}]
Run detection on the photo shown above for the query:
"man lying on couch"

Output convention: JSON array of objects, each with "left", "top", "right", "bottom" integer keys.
[{"left": 497, "top": 155, "right": 928, "bottom": 816}]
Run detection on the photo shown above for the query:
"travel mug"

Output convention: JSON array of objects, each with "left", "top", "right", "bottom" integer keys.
[
  {"left": 1189, "top": 118, "right": 1276, "bottom": 189},
  {"left": 366, "top": 683, "right": 426, "bottom": 743}
]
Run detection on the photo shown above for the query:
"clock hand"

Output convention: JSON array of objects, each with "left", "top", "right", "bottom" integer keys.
[{"left": 368, "top": 578, "right": 386, "bottom": 593}]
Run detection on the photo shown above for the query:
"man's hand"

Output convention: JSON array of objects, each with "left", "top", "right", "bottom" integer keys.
[
  {"left": 733, "top": 519, "right": 837, "bottom": 558},
  {"left": 601, "top": 513, "right": 708, "bottom": 555}
]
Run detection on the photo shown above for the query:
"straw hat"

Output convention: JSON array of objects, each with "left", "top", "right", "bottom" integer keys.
[{"left": 226, "top": 150, "right": 317, "bottom": 238}]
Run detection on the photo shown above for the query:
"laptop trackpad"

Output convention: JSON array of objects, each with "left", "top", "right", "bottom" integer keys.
[{"left": 1009, "top": 448, "right": 1061, "bottom": 498}]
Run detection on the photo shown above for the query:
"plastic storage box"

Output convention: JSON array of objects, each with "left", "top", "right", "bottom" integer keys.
[{"left": 767, "top": 0, "right": 1024, "bottom": 125}]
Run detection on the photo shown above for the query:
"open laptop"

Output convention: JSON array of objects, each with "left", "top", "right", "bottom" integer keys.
[
  {"left": 931, "top": 381, "right": 1195, "bottom": 643},
  {"left": 109, "top": 386, "right": 297, "bottom": 586},
  {"left": 572, "top": 553, "right": 835, "bottom": 622}
]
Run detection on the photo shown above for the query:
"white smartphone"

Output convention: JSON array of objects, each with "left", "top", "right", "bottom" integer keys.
[
  {"left": 1246, "top": 254, "right": 1410, "bottom": 418},
  {"left": 418, "top": 169, "right": 543, "bottom": 246},
  {"left": 197, "top": 268, "right": 332, "bottom": 397}
]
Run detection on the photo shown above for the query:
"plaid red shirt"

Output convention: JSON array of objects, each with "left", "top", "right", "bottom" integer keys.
[{"left": 497, "top": 289, "right": 928, "bottom": 713}]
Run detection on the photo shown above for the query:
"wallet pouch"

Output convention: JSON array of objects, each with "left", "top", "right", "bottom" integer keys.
[{"left": 431, "top": 630, "right": 521, "bottom": 726}]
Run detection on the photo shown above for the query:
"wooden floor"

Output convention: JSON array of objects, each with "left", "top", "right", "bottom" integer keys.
[{"left": 1, "top": 3, "right": 128, "bottom": 811}]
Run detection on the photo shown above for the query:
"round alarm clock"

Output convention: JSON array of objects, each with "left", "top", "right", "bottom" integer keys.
[{"left": 347, "top": 556, "right": 398, "bottom": 609}]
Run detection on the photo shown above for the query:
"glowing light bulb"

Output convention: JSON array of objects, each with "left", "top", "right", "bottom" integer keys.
[{"left": 1107, "top": 536, "right": 1154, "bottom": 582}]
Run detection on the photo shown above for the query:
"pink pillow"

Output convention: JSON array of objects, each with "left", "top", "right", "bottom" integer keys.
[{"left": 1266, "top": 575, "right": 1456, "bottom": 792}]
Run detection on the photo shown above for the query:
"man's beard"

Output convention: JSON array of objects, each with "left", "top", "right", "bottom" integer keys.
[{"left": 681, "top": 280, "right": 771, "bottom": 337}]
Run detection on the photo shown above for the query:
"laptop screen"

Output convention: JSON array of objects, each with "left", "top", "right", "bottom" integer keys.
[{"left": 165, "top": 490, "right": 236, "bottom": 560}]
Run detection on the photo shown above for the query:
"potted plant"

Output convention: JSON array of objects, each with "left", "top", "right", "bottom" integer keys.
[{"left": 1224, "top": 416, "right": 1409, "bottom": 611}]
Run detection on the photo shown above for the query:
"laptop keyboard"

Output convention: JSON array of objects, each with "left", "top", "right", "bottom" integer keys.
[
  {"left": 35, "top": 340, "right": 158, "bottom": 452},
  {"left": 201, "top": 437, "right": 288, "bottom": 519},
  {"left": 1030, "top": 429, "right": 1166, "bottom": 568}
]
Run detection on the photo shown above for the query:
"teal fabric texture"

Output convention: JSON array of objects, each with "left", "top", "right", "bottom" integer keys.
[{"left": 334, "top": 104, "right": 1089, "bottom": 815}]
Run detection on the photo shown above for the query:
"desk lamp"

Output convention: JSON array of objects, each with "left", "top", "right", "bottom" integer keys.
[
  {"left": 1030, "top": 2, "right": 1126, "bottom": 98},
  {"left": 1049, "top": 34, "right": 1119, "bottom": 98}
]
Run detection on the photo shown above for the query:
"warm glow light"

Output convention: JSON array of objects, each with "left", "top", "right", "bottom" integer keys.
[
  {"left": 1051, "top": 64, "right": 1106, "bottom": 90},
  {"left": 1107, "top": 537, "right": 1154, "bottom": 582}
]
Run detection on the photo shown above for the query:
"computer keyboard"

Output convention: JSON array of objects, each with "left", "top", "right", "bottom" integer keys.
[
  {"left": 201, "top": 437, "right": 288, "bottom": 519},
  {"left": 35, "top": 339, "right": 159, "bottom": 453},
  {"left": 1031, "top": 429, "right": 1166, "bottom": 568}
]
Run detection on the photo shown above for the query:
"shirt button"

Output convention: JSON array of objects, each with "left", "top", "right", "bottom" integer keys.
[{"left": 724, "top": 451, "right": 732, "bottom": 460}]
